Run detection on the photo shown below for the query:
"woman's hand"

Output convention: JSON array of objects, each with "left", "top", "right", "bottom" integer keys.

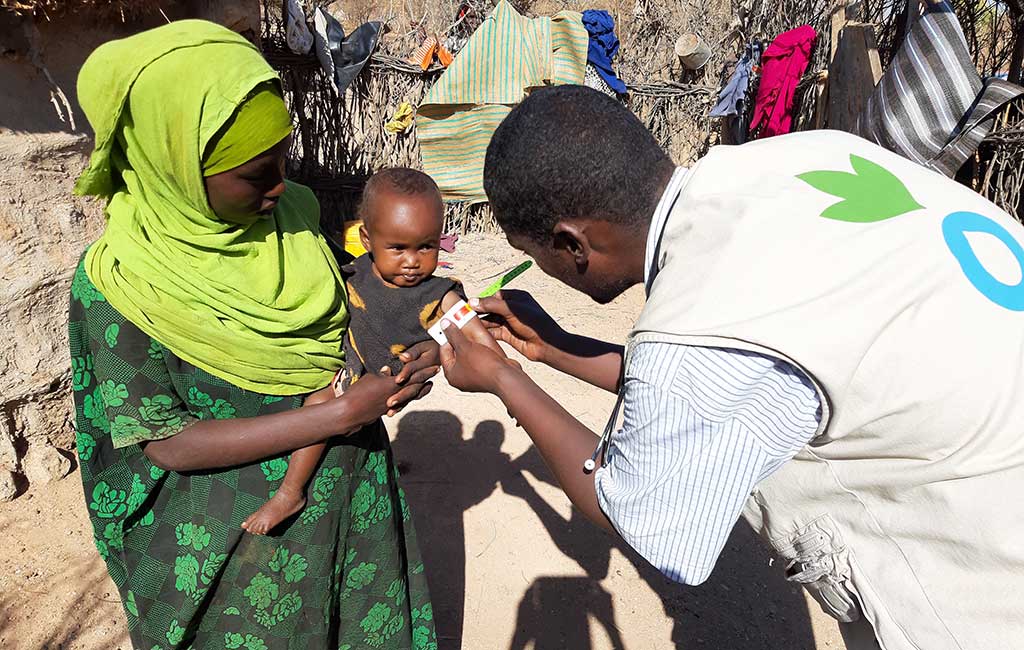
[
  {"left": 338, "top": 368, "right": 408, "bottom": 429},
  {"left": 396, "top": 340, "right": 441, "bottom": 384},
  {"left": 439, "top": 320, "right": 522, "bottom": 394},
  {"left": 390, "top": 340, "right": 441, "bottom": 415},
  {"left": 470, "top": 290, "right": 567, "bottom": 363}
]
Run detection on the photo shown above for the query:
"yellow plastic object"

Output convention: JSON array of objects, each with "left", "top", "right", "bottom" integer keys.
[
  {"left": 342, "top": 220, "right": 368, "bottom": 257},
  {"left": 385, "top": 102, "right": 415, "bottom": 134}
]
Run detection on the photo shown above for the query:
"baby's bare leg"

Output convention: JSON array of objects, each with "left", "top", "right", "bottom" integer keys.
[
  {"left": 242, "top": 443, "right": 326, "bottom": 535},
  {"left": 242, "top": 387, "right": 335, "bottom": 535}
]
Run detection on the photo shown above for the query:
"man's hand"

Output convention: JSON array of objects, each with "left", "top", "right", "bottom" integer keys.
[
  {"left": 439, "top": 319, "right": 521, "bottom": 394},
  {"left": 442, "top": 318, "right": 614, "bottom": 533},
  {"left": 473, "top": 289, "right": 624, "bottom": 392},
  {"left": 471, "top": 290, "right": 567, "bottom": 363}
]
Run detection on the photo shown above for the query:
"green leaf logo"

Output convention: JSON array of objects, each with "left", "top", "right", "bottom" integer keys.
[{"left": 797, "top": 155, "right": 923, "bottom": 223}]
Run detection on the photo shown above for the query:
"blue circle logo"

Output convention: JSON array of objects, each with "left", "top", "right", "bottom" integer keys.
[{"left": 942, "top": 211, "right": 1024, "bottom": 311}]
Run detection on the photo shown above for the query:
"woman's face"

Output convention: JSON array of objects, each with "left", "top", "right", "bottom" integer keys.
[{"left": 204, "top": 136, "right": 291, "bottom": 224}]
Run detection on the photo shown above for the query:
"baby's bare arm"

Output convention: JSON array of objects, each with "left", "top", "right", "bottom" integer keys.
[
  {"left": 304, "top": 385, "right": 336, "bottom": 405},
  {"left": 442, "top": 290, "right": 507, "bottom": 357}
]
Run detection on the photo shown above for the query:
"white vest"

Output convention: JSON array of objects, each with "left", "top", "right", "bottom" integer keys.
[{"left": 631, "top": 130, "right": 1024, "bottom": 649}]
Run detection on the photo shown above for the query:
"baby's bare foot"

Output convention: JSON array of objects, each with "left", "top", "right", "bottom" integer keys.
[{"left": 241, "top": 486, "right": 306, "bottom": 536}]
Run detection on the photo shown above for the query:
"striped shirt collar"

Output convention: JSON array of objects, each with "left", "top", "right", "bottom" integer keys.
[{"left": 644, "top": 167, "right": 689, "bottom": 294}]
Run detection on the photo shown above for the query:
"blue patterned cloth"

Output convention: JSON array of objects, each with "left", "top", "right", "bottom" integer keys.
[{"left": 582, "top": 10, "right": 627, "bottom": 94}]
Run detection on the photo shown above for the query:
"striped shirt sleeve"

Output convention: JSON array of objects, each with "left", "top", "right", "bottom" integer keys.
[{"left": 594, "top": 342, "right": 822, "bottom": 585}]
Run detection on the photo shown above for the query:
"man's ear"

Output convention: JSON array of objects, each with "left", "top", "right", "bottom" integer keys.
[{"left": 552, "top": 221, "right": 592, "bottom": 268}]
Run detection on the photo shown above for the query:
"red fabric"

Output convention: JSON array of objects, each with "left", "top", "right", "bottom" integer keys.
[
  {"left": 750, "top": 25, "right": 817, "bottom": 138},
  {"left": 440, "top": 233, "right": 459, "bottom": 253}
]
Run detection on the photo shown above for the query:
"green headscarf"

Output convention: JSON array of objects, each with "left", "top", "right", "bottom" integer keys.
[
  {"left": 202, "top": 83, "right": 292, "bottom": 177},
  {"left": 76, "top": 20, "right": 348, "bottom": 395}
]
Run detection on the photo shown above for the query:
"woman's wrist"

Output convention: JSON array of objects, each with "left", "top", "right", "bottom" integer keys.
[{"left": 324, "top": 394, "right": 363, "bottom": 436}]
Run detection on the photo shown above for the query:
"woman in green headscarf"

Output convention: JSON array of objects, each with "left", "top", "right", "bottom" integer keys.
[{"left": 69, "top": 20, "right": 439, "bottom": 649}]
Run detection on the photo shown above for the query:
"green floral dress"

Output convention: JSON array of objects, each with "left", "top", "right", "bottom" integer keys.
[{"left": 69, "top": 259, "right": 437, "bottom": 650}]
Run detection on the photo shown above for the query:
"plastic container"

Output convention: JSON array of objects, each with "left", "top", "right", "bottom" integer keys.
[{"left": 342, "top": 220, "right": 368, "bottom": 257}]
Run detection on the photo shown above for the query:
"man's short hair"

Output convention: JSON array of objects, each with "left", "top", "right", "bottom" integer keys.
[{"left": 483, "top": 85, "right": 674, "bottom": 241}]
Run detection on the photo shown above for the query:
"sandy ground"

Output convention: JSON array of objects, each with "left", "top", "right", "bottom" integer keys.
[{"left": 0, "top": 234, "right": 848, "bottom": 649}]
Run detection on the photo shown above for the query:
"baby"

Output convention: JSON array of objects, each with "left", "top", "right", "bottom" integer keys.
[{"left": 242, "top": 167, "right": 503, "bottom": 535}]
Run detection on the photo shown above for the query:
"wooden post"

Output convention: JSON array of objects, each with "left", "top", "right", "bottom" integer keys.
[
  {"left": 814, "top": 71, "right": 830, "bottom": 130},
  {"left": 830, "top": 1, "right": 849, "bottom": 61},
  {"left": 827, "top": 22, "right": 883, "bottom": 133},
  {"left": 674, "top": 33, "right": 712, "bottom": 70}
]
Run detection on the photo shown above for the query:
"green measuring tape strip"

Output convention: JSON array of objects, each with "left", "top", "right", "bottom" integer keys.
[{"left": 478, "top": 260, "right": 533, "bottom": 298}]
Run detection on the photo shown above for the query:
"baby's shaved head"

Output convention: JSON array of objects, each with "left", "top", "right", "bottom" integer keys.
[{"left": 358, "top": 168, "right": 443, "bottom": 226}]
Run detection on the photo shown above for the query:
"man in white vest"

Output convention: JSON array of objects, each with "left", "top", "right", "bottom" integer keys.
[{"left": 437, "top": 85, "right": 1024, "bottom": 649}]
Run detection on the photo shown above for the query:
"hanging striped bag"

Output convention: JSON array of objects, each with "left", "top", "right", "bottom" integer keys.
[{"left": 856, "top": 0, "right": 1023, "bottom": 177}]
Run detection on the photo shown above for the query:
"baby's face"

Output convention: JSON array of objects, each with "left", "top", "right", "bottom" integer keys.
[{"left": 361, "top": 191, "right": 443, "bottom": 287}]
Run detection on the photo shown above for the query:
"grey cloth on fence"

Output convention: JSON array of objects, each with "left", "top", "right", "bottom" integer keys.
[
  {"left": 312, "top": 9, "right": 382, "bottom": 95},
  {"left": 710, "top": 41, "right": 762, "bottom": 118},
  {"left": 856, "top": 0, "right": 1023, "bottom": 177}
]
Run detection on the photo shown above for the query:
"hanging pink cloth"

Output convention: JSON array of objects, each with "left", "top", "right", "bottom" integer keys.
[{"left": 749, "top": 25, "right": 817, "bottom": 139}]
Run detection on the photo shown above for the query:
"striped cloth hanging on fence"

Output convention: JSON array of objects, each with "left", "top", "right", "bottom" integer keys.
[
  {"left": 416, "top": 0, "right": 589, "bottom": 204},
  {"left": 856, "top": 0, "right": 1023, "bottom": 177}
]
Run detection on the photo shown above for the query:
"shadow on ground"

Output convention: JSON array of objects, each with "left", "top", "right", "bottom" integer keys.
[{"left": 393, "top": 410, "right": 819, "bottom": 650}]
